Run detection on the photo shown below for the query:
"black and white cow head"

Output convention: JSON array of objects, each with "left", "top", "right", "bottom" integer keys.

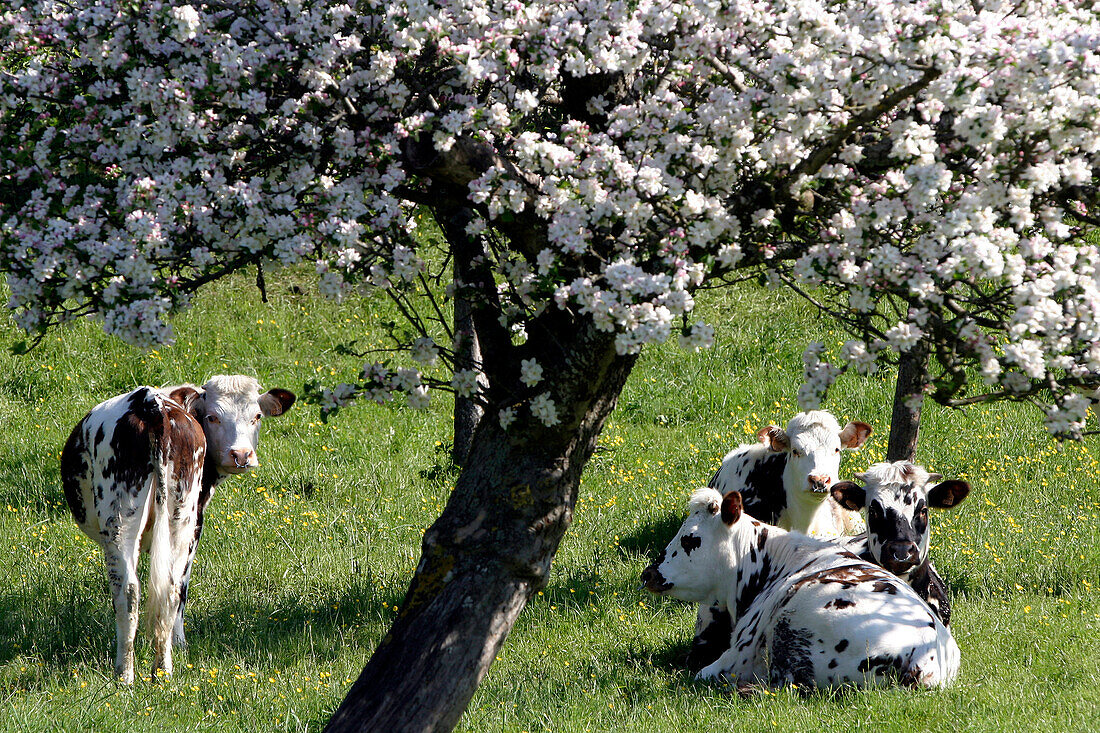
[
  {"left": 757, "top": 411, "right": 872, "bottom": 496},
  {"left": 831, "top": 461, "right": 969, "bottom": 577},
  {"left": 168, "top": 375, "right": 295, "bottom": 477},
  {"left": 641, "top": 488, "right": 744, "bottom": 603}
]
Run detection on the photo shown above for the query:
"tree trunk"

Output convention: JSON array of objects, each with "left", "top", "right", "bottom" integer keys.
[
  {"left": 451, "top": 292, "right": 483, "bottom": 465},
  {"left": 886, "top": 342, "right": 929, "bottom": 462},
  {"left": 325, "top": 324, "right": 636, "bottom": 733},
  {"left": 430, "top": 202, "right": 485, "bottom": 466}
]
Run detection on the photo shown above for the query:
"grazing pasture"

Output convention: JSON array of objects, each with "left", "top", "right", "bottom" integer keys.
[{"left": 0, "top": 271, "right": 1098, "bottom": 732}]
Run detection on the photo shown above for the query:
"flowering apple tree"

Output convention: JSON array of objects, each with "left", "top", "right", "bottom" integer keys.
[{"left": 2, "top": 0, "right": 1098, "bottom": 729}]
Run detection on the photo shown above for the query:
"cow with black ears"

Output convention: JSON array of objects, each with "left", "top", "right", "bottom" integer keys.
[
  {"left": 830, "top": 461, "right": 970, "bottom": 625},
  {"left": 642, "top": 488, "right": 959, "bottom": 690}
]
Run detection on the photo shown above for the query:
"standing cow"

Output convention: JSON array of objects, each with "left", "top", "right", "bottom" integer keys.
[
  {"left": 692, "top": 411, "right": 871, "bottom": 670},
  {"left": 61, "top": 375, "right": 295, "bottom": 683},
  {"left": 642, "top": 488, "right": 960, "bottom": 690},
  {"left": 831, "top": 461, "right": 970, "bottom": 625}
]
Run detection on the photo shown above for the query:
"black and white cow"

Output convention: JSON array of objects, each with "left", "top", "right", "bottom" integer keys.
[
  {"left": 831, "top": 461, "right": 970, "bottom": 625},
  {"left": 692, "top": 411, "right": 871, "bottom": 670},
  {"left": 708, "top": 411, "right": 872, "bottom": 538},
  {"left": 61, "top": 375, "right": 295, "bottom": 683},
  {"left": 641, "top": 489, "right": 960, "bottom": 690}
]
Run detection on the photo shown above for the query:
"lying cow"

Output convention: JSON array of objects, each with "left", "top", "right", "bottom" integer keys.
[
  {"left": 642, "top": 488, "right": 959, "bottom": 690},
  {"left": 708, "top": 411, "right": 872, "bottom": 538},
  {"left": 831, "top": 461, "right": 970, "bottom": 625},
  {"left": 693, "top": 411, "right": 871, "bottom": 670},
  {"left": 61, "top": 375, "right": 295, "bottom": 683}
]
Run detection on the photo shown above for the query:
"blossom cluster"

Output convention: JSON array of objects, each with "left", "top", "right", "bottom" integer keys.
[{"left": 2, "top": 0, "right": 1098, "bottom": 433}]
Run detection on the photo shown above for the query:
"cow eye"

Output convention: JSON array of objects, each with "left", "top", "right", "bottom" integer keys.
[
  {"left": 791, "top": 449, "right": 802, "bottom": 458},
  {"left": 206, "top": 415, "right": 220, "bottom": 424},
  {"left": 254, "top": 413, "right": 263, "bottom": 422}
]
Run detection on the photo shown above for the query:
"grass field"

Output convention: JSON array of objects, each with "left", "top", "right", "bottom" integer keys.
[{"left": 1, "top": 269, "right": 1098, "bottom": 732}]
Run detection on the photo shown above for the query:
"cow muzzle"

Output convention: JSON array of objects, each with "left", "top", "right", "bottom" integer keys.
[
  {"left": 224, "top": 448, "right": 258, "bottom": 473},
  {"left": 806, "top": 474, "right": 832, "bottom": 494},
  {"left": 880, "top": 541, "right": 921, "bottom": 575},
  {"left": 641, "top": 564, "right": 673, "bottom": 593}
]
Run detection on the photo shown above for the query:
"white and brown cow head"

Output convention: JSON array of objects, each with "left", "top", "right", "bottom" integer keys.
[
  {"left": 167, "top": 375, "right": 295, "bottom": 477},
  {"left": 757, "top": 411, "right": 872, "bottom": 498},
  {"left": 831, "top": 461, "right": 969, "bottom": 577},
  {"left": 641, "top": 488, "right": 744, "bottom": 603}
]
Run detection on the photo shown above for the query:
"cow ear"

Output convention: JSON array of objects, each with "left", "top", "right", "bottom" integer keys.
[
  {"left": 927, "top": 480, "right": 970, "bottom": 508},
  {"left": 839, "top": 421, "right": 873, "bottom": 449},
  {"left": 259, "top": 388, "right": 296, "bottom": 417},
  {"left": 756, "top": 425, "right": 790, "bottom": 452},
  {"left": 168, "top": 386, "right": 202, "bottom": 413},
  {"left": 927, "top": 473, "right": 944, "bottom": 483},
  {"left": 720, "top": 491, "right": 742, "bottom": 526},
  {"left": 830, "top": 481, "right": 866, "bottom": 511}
]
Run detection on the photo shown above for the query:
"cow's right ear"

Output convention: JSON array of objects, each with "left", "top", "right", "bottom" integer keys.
[
  {"left": 756, "top": 425, "right": 790, "bottom": 452},
  {"left": 167, "top": 386, "right": 202, "bottom": 413},
  {"left": 830, "top": 481, "right": 866, "bottom": 511},
  {"left": 720, "top": 491, "right": 742, "bottom": 526}
]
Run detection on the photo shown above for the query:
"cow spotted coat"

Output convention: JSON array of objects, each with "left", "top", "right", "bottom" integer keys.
[
  {"left": 831, "top": 461, "right": 970, "bottom": 625},
  {"left": 642, "top": 489, "right": 960, "bottom": 690},
  {"left": 708, "top": 411, "right": 872, "bottom": 538},
  {"left": 61, "top": 376, "right": 295, "bottom": 683}
]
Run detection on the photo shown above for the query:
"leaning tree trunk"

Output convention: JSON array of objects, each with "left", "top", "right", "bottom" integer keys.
[
  {"left": 886, "top": 342, "right": 930, "bottom": 462},
  {"left": 325, "top": 324, "right": 637, "bottom": 733}
]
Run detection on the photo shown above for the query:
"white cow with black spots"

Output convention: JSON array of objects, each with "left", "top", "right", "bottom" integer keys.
[
  {"left": 642, "top": 488, "right": 959, "bottom": 690},
  {"left": 708, "top": 411, "right": 872, "bottom": 538},
  {"left": 62, "top": 375, "right": 295, "bottom": 683},
  {"left": 693, "top": 411, "right": 871, "bottom": 670},
  {"left": 831, "top": 461, "right": 970, "bottom": 625}
]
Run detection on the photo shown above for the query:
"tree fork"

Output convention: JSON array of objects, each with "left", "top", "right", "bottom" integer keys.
[{"left": 326, "top": 325, "right": 637, "bottom": 733}]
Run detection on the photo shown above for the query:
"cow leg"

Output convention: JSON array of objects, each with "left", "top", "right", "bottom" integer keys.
[
  {"left": 688, "top": 603, "right": 733, "bottom": 673},
  {"left": 105, "top": 544, "right": 141, "bottom": 684},
  {"left": 172, "top": 511, "right": 204, "bottom": 648}
]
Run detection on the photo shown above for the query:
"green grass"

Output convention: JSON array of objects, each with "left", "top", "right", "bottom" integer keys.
[{"left": 0, "top": 271, "right": 1098, "bottom": 732}]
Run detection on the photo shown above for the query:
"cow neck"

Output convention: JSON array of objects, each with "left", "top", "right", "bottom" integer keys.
[
  {"left": 200, "top": 454, "right": 224, "bottom": 507},
  {"left": 726, "top": 518, "right": 838, "bottom": 619},
  {"left": 778, "top": 466, "right": 832, "bottom": 535}
]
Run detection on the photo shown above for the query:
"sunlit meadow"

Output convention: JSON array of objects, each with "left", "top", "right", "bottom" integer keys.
[{"left": 0, "top": 271, "right": 1098, "bottom": 732}]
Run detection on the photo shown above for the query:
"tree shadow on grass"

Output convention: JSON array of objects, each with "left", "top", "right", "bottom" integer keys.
[
  {"left": 0, "top": 574, "right": 405, "bottom": 687},
  {"left": 616, "top": 512, "right": 682, "bottom": 560}
]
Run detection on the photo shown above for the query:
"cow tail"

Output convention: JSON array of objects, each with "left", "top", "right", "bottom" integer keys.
[{"left": 145, "top": 412, "right": 176, "bottom": 647}]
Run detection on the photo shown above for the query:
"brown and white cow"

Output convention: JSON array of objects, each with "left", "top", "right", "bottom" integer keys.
[
  {"left": 642, "top": 488, "right": 960, "bottom": 690},
  {"left": 61, "top": 375, "right": 295, "bottom": 683},
  {"left": 831, "top": 461, "right": 970, "bottom": 625}
]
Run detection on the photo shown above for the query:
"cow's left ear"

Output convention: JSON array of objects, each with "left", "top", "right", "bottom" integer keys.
[
  {"left": 927, "top": 480, "right": 970, "bottom": 508},
  {"left": 839, "top": 421, "right": 873, "bottom": 449},
  {"left": 720, "top": 491, "right": 742, "bottom": 526},
  {"left": 259, "top": 388, "right": 297, "bottom": 417}
]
